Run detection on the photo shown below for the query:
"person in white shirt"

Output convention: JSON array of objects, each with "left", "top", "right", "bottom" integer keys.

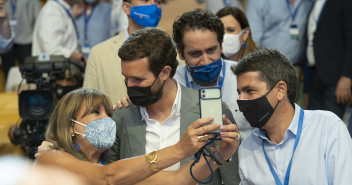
[
  {"left": 233, "top": 48, "right": 352, "bottom": 185},
  {"left": 32, "top": 0, "right": 84, "bottom": 62}
]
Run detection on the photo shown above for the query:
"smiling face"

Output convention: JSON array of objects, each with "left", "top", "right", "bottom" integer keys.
[{"left": 178, "top": 29, "right": 222, "bottom": 67}]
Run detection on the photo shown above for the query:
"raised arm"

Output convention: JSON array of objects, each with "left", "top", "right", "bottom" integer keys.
[
  {"left": 37, "top": 117, "right": 225, "bottom": 185},
  {"left": 136, "top": 114, "right": 240, "bottom": 185}
]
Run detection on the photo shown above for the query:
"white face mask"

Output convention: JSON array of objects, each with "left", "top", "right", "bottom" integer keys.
[{"left": 222, "top": 30, "right": 245, "bottom": 58}]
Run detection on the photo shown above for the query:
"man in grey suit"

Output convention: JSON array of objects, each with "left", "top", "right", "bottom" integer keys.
[{"left": 107, "top": 27, "right": 240, "bottom": 184}]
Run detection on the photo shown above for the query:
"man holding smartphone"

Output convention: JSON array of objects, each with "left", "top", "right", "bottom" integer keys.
[{"left": 108, "top": 27, "right": 241, "bottom": 185}]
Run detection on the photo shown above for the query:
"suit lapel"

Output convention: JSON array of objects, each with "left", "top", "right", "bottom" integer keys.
[
  {"left": 179, "top": 85, "right": 200, "bottom": 165},
  {"left": 125, "top": 105, "right": 147, "bottom": 157}
]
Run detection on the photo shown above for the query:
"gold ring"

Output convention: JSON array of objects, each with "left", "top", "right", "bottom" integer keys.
[
  {"left": 197, "top": 134, "right": 208, "bottom": 142},
  {"left": 235, "top": 133, "right": 241, "bottom": 141}
]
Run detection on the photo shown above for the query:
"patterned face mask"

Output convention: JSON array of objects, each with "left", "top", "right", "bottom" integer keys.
[{"left": 71, "top": 117, "right": 116, "bottom": 150}]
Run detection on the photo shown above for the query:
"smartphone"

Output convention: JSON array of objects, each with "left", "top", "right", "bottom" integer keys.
[{"left": 199, "top": 87, "right": 223, "bottom": 133}]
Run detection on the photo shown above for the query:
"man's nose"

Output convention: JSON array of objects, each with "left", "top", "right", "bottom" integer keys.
[{"left": 199, "top": 53, "right": 211, "bottom": 66}]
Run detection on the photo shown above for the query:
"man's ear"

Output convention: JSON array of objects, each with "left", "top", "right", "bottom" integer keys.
[
  {"left": 159, "top": 66, "right": 172, "bottom": 80},
  {"left": 122, "top": 1, "right": 131, "bottom": 16},
  {"left": 276, "top": 81, "right": 287, "bottom": 101},
  {"left": 177, "top": 49, "right": 185, "bottom": 60}
]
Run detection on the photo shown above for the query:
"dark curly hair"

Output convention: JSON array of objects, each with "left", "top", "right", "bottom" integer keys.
[
  {"left": 172, "top": 9, "right": 224, "bottom": 55},
  {"left": 232, "top": 49, "right": 297, "bottom": 106},
  {"left": 118, "top": 27, "right": 178, "bottom": 78}
]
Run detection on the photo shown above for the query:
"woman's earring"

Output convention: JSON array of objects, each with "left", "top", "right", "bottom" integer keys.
[{"left": 242, "top": 41, "right": 247, "bottom": 49}]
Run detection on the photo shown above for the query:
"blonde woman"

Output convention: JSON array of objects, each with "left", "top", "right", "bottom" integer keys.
[{"left": 37, "top": 88, "right": 240, "bottom": 185}]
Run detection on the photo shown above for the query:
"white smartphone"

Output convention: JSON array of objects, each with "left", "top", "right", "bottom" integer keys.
[{"left": 199, "top": 87, "right": 223, "bottom": 133}]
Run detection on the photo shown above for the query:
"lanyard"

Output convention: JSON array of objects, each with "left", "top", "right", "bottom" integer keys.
[
  {"left": 285, "top": 0, "right": 303, "bottom": 22},
  {"left": 83, "top": 5, "right": 96, "bottom": 46},
  {"left": 54, "top": 0, "right": 80, "bottom": 41},
  {"left": 10, "top": 0, "right": 16, "bottom": 18},
  {"left": 185, "top": 59, "right": 226, "bottom": 89},
  {"left": 262, "top": 108, "right": 304, "bottom": 185}
]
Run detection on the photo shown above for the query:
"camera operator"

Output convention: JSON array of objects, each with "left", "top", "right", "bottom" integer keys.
[
  {"left": 7, "top": 60, "right": 83, "bottom": 157},
  {"left": 54, "top": 62, "right": 83, "bottom": 100}
]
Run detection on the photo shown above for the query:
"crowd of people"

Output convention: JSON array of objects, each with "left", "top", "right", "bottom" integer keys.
[{"left": 0, "top": 0, "right": 352, "bottom": 185}]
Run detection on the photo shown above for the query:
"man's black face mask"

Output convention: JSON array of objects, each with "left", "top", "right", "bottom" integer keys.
[
  {"left": 126, "top": 77, "right": 165, "bottom": 106},
  {"left": 237, "top": 87, "right": 279, "bottom": 128}
]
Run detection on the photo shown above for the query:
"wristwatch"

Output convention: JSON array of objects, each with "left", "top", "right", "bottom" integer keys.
[{"left": 212, "top": 151, "right": 231, "bottom": 166}]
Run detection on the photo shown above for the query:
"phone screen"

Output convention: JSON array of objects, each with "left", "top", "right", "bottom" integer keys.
[{"left": 199, "top": 87, "right": 223, "bottom": 133}]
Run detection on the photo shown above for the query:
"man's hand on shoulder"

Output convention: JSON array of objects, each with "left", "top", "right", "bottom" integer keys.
[
  {"left": 34, "top": 141, "right": 55, "bottom": 159},
  {"left": 113, "top": 95, "right": 131, "bottom": 111}
]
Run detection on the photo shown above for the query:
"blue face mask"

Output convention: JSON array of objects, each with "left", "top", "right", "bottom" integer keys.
[
  {"left": 130, "top": 4, "right": 162, "bottom": 27},
  {"left": 189, "top": 58, "right": 222, "bottom": 83},
  {"left": 71, "top": 117, "right": 116, "bottom": 151}
]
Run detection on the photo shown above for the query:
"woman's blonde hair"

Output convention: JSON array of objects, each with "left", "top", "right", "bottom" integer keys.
[{"left": 45, "top": 88, "right": 113, "bottom": 161}]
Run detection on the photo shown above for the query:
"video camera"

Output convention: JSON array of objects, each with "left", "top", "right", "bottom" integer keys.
[{"left": 13, "top": 54, "right": 81, "bottom": 158}]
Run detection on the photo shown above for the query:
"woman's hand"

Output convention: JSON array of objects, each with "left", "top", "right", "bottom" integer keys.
[{"left": 174, "top": 117, "right": 220, "bottom": 158}]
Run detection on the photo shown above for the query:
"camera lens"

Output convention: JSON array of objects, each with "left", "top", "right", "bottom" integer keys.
[
  {"left": 202, "top": 94, "right": 205, "bottom": 98},
  {"left": 27, "top": 94, "right": 50, "bottom": 118},
  {"left": 202, "top": 90, "right": 205, "bottom": 93},
  {"left": 19, "top": 90, "right": 54, "bottom": 120}
]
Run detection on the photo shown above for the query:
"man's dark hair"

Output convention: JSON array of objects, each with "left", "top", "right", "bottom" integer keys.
[
  {"left": 172, "top": 9, "right": 224, "bottom": 54},
  {"left": 118, "top": 27, "right": 178, "bottom": 78},
  {"left": 232, "top": 49, "right": 297, "bottom": 106}
]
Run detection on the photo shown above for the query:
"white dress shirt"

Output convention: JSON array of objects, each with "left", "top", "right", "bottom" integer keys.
[
  {"left": 32, "top": 0, "right": 78, "bottom": 58},
  {"left": 140, "top": 82, "right": 181, "bottom": 171}
]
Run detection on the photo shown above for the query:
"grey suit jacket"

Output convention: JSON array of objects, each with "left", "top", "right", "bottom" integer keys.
[{"left": 107, "top": 84, "right": 240, "bottom": 185}]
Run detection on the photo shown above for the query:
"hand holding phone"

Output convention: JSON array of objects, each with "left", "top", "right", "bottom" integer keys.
[{"left": 199, "top": 87, "right": 223, "bottom": 133}]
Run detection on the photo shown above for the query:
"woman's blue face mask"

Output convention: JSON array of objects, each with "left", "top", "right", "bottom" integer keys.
[{"left": 72, "top": 117, "right": 116, "bottom": 150}]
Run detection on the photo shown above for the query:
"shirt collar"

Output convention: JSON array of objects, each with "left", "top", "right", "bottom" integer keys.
[
  {"left": 140, "top": 81, "right": 182, "bottom": 121},
  {"left": 124, "top": 29, "right": 129, "bottom": 41},
  {"left": 186, "top": 58, "right": 225, "bottom": 89},
  {"left": 253, "top": 103, "right": 301, "bottom": 143}
]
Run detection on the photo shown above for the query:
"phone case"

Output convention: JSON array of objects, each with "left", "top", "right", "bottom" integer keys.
[{"left": 199, "top": 87, "right": 223, "bottom": 133}]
